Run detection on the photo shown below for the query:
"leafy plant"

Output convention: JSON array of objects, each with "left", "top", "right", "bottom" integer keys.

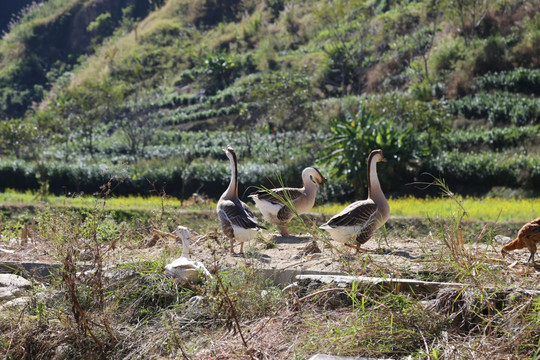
[{"left": 319, "top": 103, "right": 416, "bottom": 197}]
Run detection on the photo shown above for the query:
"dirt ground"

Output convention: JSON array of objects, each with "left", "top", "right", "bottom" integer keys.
[{"left": 2, "top": 216, "right": 537, "bottom": 284}]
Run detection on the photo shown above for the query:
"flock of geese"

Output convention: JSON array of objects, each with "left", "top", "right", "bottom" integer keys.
[
  {"left": 217, "top": 146, "right": 390, "bottom": 255},
  {"left": 165, "top": 145, "right": 540, "bottom": 284},
  {"left": 166, "top": 145, "right": 390, "bottom": 283}
]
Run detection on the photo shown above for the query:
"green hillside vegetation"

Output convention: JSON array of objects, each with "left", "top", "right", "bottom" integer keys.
[{"left": 0, "top": 0, "right": 539, "bottom": 200}]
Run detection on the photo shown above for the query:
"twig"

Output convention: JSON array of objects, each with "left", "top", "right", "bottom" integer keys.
[{"left": 215, "top": 273, "right": 255, "bottom": 360}]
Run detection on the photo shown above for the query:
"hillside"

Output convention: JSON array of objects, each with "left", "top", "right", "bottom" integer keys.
[{"left": 0, "top": 0, "right": 539, "bottom": 200}]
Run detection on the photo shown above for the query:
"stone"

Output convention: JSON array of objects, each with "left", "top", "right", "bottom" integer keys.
[
  {"left": 0, "top": 296, "right": 31, "bottom": 310},
  {"left": 0, "top": 274, "right": 31, "bottom": 289},
  {"left": 0, "top": 287, "right": 22, "bottom": 301},
  {"left": 0, "top": 274, "right": 32, "bottom": 302}
]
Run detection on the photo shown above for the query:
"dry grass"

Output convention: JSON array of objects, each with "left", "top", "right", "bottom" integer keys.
[{"left": 1, "top": 183, "right": 540, "bottom": 359}]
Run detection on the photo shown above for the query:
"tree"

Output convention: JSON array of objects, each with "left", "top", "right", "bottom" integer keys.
[
  {"left": 118, "top": 96, "right": 157, "bottom": 159},
  {"left": 54, "top": 77, "right": 126, "bottom": 157},
  {"left": 444, "top": 0, "right": 489, "bottom": 45},
  {"left": 242, "top": 69, "right": 316, "bottom": 130},
  {"left": 0, "top": 118, "right": 38, "bottom": 159}
]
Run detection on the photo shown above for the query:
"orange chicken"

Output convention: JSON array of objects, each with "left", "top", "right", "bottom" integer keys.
[{"left": 501, "top": 217, "right": 540, "bottom": 264}]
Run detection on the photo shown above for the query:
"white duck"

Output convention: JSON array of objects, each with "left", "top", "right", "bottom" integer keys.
[
  {"left": 319, "top": 149, "right": 390, "bottom": 251},
  {"left": 249, "top": 167, "right": 326, "bottom": 236},
  {"left": 216, "top": 146, "right": 266, "bottom": 254},
  {"left": 164, "top": 226, "right": 212, "bottom": 283}
]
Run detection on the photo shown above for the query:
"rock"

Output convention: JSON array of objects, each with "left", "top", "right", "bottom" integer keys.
[
  {"left": 0, "top": 287, "right": 23, "bottom": 301},
  {"left": 0, "top": 296, "right": 31, "bottom": 310},
  {"left": 0, "top": 274, "right": 31, "bottom": 289},
  {"left": 0, "top": 274, "right": 31, "bottom": 301}
]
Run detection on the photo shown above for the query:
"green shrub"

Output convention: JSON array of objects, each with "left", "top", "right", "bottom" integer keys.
[
  {"left": 450, "top": 92, "right": 540, "bottom": 125},
  {"left": 423, "top": 151, "right": 540, "bottom": 192},
  {"left": 440, "top": 125, "right": 540, "bottom": 152},
  {"left": 319, "top": 103, "right": 417, "bottom": 197},
  {"left": 475, "top": 68, "right": 540, "bottom": 95}
]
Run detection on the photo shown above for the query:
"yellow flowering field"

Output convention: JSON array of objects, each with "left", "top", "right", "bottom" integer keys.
[
  {"left": 315, "top": 196, "right": 539, "bottom": 223},
  {"left": 1, "top": 190, "right": 537, "bottom": 222}
]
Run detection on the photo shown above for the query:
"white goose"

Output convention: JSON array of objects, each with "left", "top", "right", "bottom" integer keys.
[
  {"left": 164, "top": 226, "right": 212, "bottom": 283},
  {"left": 320, "top": 149, "right": 390, "bottom": 251},
  {"left": 216, "top": 146, "right": 266, "bottom": 254},
  {"left": 249, "top": 167, "right": 326, "bottom": 236}
]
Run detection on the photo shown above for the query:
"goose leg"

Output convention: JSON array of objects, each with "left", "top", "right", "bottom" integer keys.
[
  {"left": 344, "top": 243, "right": 372, "bottom": 254},
  {"left": 229, "top": 238, "right": 235, "bottom": 254},
  {"left": 280, "top": 225, "right": 289, "bottom": 237},
  {"left": 239, "top": 242, "right": 244, "bottom": 254}
]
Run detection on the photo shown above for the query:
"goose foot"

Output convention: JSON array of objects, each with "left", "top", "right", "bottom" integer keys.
[
  {"left": 280, "top": 226, "right": 289, "bottom": 237},
  {"left": 344, "top": 243, "right": 372, "bottom": 254}
]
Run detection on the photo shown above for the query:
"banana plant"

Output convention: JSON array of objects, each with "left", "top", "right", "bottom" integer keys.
[{"left": 319, "top": 103, "right": 416, "bottom": 196}]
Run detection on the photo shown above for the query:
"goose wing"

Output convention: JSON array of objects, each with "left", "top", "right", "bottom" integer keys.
[
  {"left": 218, "top": 199, "right": 266, "bottom": 231},
  {"left": 323, "top": 200, "right": 378, "bottom": 228},
  {"left": 321, "top": 200, "right": 379, "bottom": 245}
]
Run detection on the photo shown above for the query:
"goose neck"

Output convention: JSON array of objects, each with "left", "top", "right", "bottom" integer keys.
[
  {"left": 302, "top": 173, "right": 316, "bottom": 194},
  {"left": 367, "top": 157, "right": 382, "bottom": 199},
  {"left": 225, "top": 153, "right": 238, "bottom": 198},
  {"left": 181, "top": 238, "right": 190, "bottom": 259}
]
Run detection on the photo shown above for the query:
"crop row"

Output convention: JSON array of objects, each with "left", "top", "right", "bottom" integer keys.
[
  {"left": 0, "top": 157, "right": 324, "bottom": 200},
  {"left": 1, "top": 148, "right": 539, "bottom": 201},
  {"left": 475, "top": 68, "right": 540, "bottom": 95},
  {"left": 450, "top": 92, "right": 540, "bottom": 125},
  {"left": 160, "top": 104, "right": 241, "bottom": 126},
  {"left": 158, "top": 86, "right": 245, "bottom": 108},
  {"left": 440, "top": 125, "right": 540, "bottom": 151},
  {"left": 423, "top": 151, "right": 540, "bottom": 191}
]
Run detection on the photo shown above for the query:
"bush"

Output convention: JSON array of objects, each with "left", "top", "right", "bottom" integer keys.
[
  {"left": 450, "top": 92, "right": 540, "bottom": 125},
  {"left": 440, "top": 125, "right": 540, "bottom": 152},
  {"left": 423, "top": 151, "right": 540, "bottom": 192},
  {"left": 318, "top": 103, "right": 418, "bottom": 197},
  {"left": 475, "top": 68, "right": 540, "bottom": 95}
]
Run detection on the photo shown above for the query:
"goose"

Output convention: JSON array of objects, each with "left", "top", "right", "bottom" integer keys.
[
  {"left": 319, "top": 149, "right": 390, "bottom": 251},
  {"left": 164, "top": 225, "right": 212, "bottom": 284},
  {"left": 249, "top": 167, "right": 326, "bottom": 236},
  {"left": 216, "top": 146, "right": 266, "bottom": 254}
]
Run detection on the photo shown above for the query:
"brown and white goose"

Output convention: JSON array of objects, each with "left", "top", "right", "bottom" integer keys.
[
  {"left": 216, "top": 146, "right": 266, "bottom": 254},
  {"left": 249, "top": 167, "right": 326, "bottom": 236},
  {"left": 319, "top": 149, "right": 390, "bottom": 251}
]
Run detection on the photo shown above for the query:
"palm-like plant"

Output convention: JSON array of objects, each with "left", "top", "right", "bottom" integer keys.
[{"left": 320, "top": 103, "right": 416, "bottom": 197}]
